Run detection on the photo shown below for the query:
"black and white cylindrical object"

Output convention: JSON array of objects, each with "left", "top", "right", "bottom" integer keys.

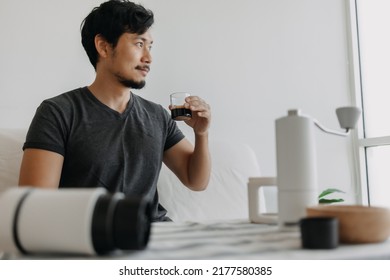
[{"left": 0, "top": 187, "right": 151, "bottom": 255}]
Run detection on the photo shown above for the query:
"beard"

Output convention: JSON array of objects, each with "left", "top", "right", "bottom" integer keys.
[{"left": 116, "top": 74, "right": 146, "bottom": 89}]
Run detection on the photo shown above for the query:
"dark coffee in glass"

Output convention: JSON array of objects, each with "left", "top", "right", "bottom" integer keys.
[
  {"left": 171, "top": 106, "right": 192, "bottom": 121},
  {"left": 170, "top": 92, "right": 192, "bottom": 121}
]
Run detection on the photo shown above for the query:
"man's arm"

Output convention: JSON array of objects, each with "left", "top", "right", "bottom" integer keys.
[
  {"left": 163, "top": 135, "right": 211, "bottom": 191},
  {"left": 164, "top": 95, "right": 211, "bottom": 191},
  {"left": 18, "top": 149, "right": 64, "bottom": 188}
]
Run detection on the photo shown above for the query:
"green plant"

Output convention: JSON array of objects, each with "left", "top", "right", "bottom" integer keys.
[{"left": 318, "top": 188, "right": 345, "bottom": 204}]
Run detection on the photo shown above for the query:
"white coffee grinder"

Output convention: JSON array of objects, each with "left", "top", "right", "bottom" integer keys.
[{"left": 248, "top": 107, "right": 361, "bottom": 227}]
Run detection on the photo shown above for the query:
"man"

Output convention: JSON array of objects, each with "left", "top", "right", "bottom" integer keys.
[{"left": 18, "top": 0, "right": 211, "bottom": 222}]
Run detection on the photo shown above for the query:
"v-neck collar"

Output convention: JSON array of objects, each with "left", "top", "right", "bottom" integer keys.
[{"left": 83, "top": 86, "right": 135, "bottom": 119}]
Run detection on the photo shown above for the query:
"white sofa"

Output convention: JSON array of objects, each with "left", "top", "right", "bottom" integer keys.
[
  {"left": 0, "top": 129, "right": 26, "bottom": 191},
  {"left": 0, "top": 129, "right": 265, "bottom": 222}
]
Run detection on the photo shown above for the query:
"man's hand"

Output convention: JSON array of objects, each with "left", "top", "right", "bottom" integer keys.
[{"left": 182, "top": 96, "right": 211, "bottom": 135}]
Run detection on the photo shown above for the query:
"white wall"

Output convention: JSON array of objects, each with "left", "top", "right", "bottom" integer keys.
[{"left": 0, "top": 0, "right": 357, "bottom": 202}]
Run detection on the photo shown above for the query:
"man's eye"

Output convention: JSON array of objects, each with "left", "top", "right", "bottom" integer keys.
[{"left": 136, "top": 42, "right": 143, "bottom": 47}]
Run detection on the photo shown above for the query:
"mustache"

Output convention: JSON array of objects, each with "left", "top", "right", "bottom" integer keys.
[{"left": 136, "top": 65, "right": 150, "bottom": 72}]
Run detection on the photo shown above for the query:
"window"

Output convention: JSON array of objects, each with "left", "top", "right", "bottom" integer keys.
[{"left": 349, "top": 0, "right": 390, "bottom": 207}]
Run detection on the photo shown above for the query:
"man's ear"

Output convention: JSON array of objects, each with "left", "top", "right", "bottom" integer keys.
[{"left": 94, "top": 34, "right": 110, "bottom": 59}]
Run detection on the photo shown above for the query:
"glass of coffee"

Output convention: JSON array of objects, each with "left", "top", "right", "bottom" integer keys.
[{"left": 170, "top": 92, "right": 192, "bottom": 121}]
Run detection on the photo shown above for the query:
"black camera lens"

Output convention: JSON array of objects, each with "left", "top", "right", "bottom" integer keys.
[
  {"left": 91, "top": 194, "right": 151, "bottom": 255},
  {"left": 113, "top": 196, "right": 151, "bottom": 251}
]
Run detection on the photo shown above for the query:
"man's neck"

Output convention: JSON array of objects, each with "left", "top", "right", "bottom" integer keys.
[{"left": 88, "top": 78, "right": 131, "bottom": 114}]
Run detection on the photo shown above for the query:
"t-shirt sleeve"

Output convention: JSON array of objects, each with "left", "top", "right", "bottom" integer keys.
[
  {"left": 23, "top": 101, "right": 68, "bottom": 156},
  {"left": 163, "top": 109, "right": 185, "bottom": 151}
]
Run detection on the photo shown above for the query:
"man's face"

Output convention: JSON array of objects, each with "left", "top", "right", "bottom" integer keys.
[{"left": 107, "top": 30, "right": 153, "bottom": 89}]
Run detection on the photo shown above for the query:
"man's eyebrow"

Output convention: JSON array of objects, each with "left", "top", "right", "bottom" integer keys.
[{"left": 137, "top": 36, "right": 153, "bottom": 44}]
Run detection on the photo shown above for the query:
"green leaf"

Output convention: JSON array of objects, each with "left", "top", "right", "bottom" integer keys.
[
  {"left": 319, "top": 198, "right": 345, "bottom": 204},
  {"left": 318, "top": 188, "right": 345, "bottom": 199}
]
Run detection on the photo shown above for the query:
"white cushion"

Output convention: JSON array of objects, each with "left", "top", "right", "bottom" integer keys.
[
  {"left": 0, "top": 129, "right": 25, "bottom": 193},
  {"left": 157, "top": 140, "right": 262, "bottom": 222}
]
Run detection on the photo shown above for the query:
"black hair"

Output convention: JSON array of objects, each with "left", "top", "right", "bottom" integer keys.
[{"left": 81, "top": 0, "right": 154, "bottom": 69}]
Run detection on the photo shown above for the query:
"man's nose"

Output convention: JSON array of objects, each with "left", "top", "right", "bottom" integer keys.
[{"left": 142, "top": 49, "right": 152, "bottom": 64}]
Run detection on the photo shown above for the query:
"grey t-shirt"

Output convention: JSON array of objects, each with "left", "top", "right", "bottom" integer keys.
[{"left": 23, "top": 87, "right": 185, "bottom": 221}]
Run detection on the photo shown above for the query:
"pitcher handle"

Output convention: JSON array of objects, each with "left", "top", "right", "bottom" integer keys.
[{"left": 248, "top": 177, "right": 278, "bottom": 224}]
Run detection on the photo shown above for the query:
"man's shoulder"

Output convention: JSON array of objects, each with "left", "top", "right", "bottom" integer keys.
[
  {"left": 44, "top": 87, "right": 86, "bottom": 105},
  {"left": 132, "top": 93, "right": 167, "bottom": 113},
  {"left": 39, "top": 87, "right": 90, "bottom": 115},
  {"left": 133, "top": 93, "right": 158, "bottom": 106}
]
